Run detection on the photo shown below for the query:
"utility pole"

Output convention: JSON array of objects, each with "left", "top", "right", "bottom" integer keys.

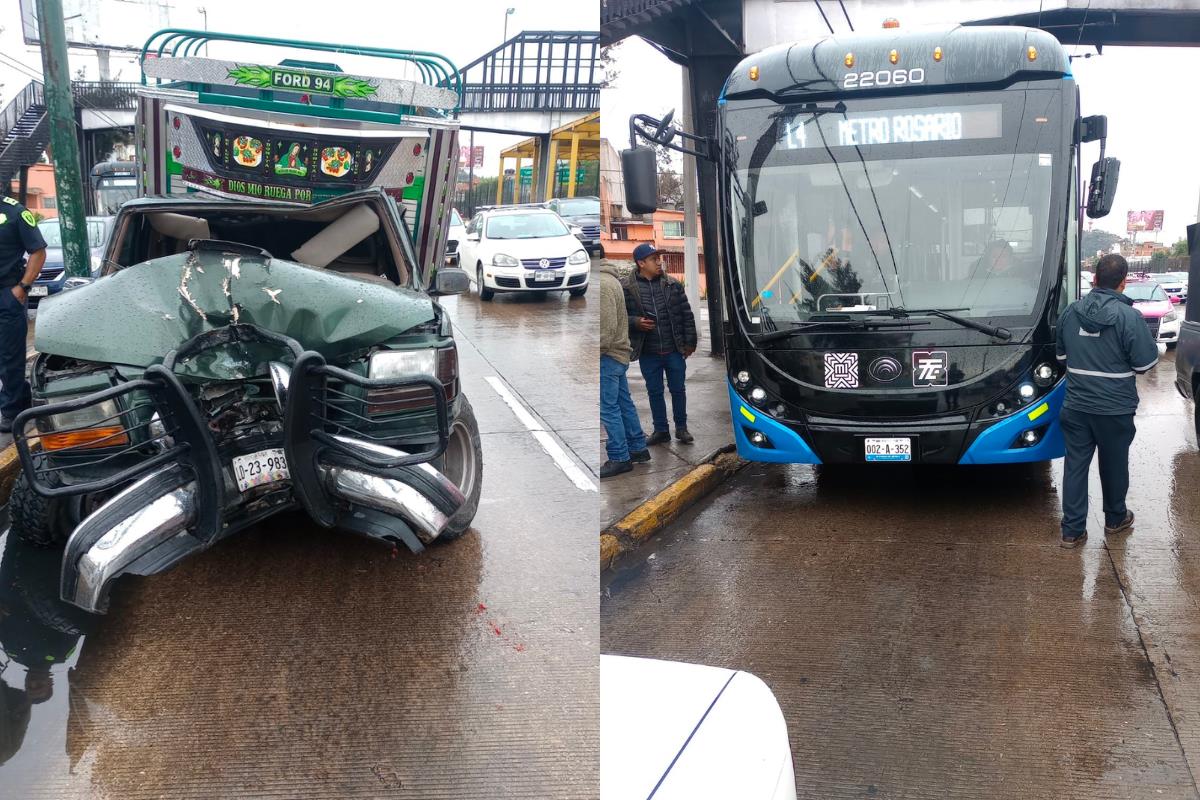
[
  {"left": 35, "top": 0, "right": 89, "bottom": 278},
  {"left": 680, "top": 67, "right": 702, "bottom": 343}
]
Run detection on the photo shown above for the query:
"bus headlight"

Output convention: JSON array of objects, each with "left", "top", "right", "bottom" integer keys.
[
  {"left": 735, "top": 370, "right": 751, "bottom": 387},
  {"left": 1018, "top": 383, "right": 1036, "bottom": 401},
  {"left": 1033, "top": 363, "right": 1055, "bottom": 387},
  {"left": 749, "top": 387, "right": 767, "bottom": 404}
]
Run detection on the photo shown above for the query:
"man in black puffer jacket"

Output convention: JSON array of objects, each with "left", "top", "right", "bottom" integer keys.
[{"left": 621, "top": 243, "right": 698, "bottom": 445}]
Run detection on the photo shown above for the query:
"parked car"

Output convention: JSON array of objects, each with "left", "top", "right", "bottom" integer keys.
[
  {"left": 545, "top": 196, "right": 602, "bottom": 257},
  {"left": 1125, "top": 279, "right": 1180, "bottom": 348},
  {"left": 1176, "top": 259, "right": 1200, "bottom": 439},
  {"left": 601, "top": 655, "right": 797, "bottom": 800},
  {"left": 445, "top": 208, "right": 466, "bottom": 265},
  {"left": 1148, "top": 271, "right": 1187, "bottom": 304},
  {"left": 460, "top": 206, "right": 590, "bottom": 300},
  {"left": 28, "top": 216, "right": 116, "bottom": 308},
  {"left": 11, "top": 189, "right": 483, "bottom": 614}
]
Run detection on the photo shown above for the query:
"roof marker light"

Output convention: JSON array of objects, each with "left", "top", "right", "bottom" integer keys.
[
  {"left": 889, "top": 49, "right": 899, "bottom": 64},
  {"left": 749, "top": 65, "right": 759, "bottom": 80},
  {"left": 933, "top": 46, "right": 943, "bottom": 62},
  {"left": 844, "top": 53, "right": 854, "bottom": 67},
  {"left": 1027, "top": 46, "right": 1038, "bottom": 61},
  {"left": 883, "top": 18, "right": 900, "bottom": 29}
]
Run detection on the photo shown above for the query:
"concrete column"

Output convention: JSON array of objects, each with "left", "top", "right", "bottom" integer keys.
[{"left": 681, "top": 66, "right": 701, "bottom": 327}]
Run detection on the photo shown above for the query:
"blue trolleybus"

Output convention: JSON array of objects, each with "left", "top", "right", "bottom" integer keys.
[{"left": 623, "top": 24, "right": 1120, "bottom": 465}]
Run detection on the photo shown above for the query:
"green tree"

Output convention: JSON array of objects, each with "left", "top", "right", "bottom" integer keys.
[
  {"left": 1171, "top": 238, "right": 1189, "bottom": 257},
  {"left": 1081, "top": 229, "right": 1123, "bottom": 259},
  {"left": 1149, "top": 249, "right": 1169, "bottom": 271}
]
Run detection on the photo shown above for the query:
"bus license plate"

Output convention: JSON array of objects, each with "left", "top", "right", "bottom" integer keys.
[
  {"left": 865, "top": 437, "right": 911, "bottom": 462},
  {"left": 232, "top": 448, "right": 290, "bottom": 492}
]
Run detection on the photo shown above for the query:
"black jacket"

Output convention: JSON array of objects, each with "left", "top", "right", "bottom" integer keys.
[{"left": 621, "top": 270, "right": 698, "bottom": 361}]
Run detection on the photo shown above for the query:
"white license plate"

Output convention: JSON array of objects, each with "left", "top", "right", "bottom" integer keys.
[
  {"left": 534, "top": 270, "right": 557, "bottom": 281},
  {"left": 232, "top": 448, "right": 290, "bottom": 492},
  {"left": 29, "top": 285, "right": 48, "bottom": 297},
  {"left": 865, "top": 437, "right": 912, "bottom": 462}
]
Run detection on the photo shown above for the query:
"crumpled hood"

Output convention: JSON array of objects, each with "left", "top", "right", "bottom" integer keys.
[
  {"left": 36, "top": 248, "right": 435, "bottom": 375},
  {"left": 1076, "top": 288, "right": 1132, "bottom": 333}
]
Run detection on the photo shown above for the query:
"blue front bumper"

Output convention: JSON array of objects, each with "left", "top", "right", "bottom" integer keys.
[{"left": 728, "top": 379, "right": 1067, "bottom": 465}]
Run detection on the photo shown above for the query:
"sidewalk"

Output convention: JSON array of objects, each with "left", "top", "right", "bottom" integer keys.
[{"left": 600, "top": 282, "right": 732, "bottom": 526}]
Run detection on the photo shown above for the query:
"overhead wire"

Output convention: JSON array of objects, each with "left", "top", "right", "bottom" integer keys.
[
  {"left": 837, "top": 0, "right": 854, "bottom": 32},
  {"left": 812, "top": 0, "right": 835, "bottom": 35}
]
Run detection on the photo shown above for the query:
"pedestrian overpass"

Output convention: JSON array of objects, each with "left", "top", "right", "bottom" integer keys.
[{"left": 600, "top": 0, "right": 1200, "bottom": 350}]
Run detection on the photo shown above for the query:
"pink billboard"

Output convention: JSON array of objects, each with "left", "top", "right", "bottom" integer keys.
[{"left": 1127, "top": 210, "right": 1164, "bottom": 233}]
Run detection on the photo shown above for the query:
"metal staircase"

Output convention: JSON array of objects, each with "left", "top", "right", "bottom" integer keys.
[{"left": 0, "top": 81, "right": 49, "bottom": 189}]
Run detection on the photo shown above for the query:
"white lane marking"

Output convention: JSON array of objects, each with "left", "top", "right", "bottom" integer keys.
[{"left": 485, "top": 375, "right": 597, "bottom": 493}]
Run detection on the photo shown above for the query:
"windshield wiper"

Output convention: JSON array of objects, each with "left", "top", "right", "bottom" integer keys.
[
  {"left": 883, "top": 307, "right": 1012, "bottom": 341},
  {"left": 751, "top": 315, "right": 929, "bottom": 344}
]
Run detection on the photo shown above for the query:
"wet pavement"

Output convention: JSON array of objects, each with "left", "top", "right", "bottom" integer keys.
[
  {"left": 599, "top": 259, "right": 730, "bottom": 524},
  {"left": 602, "top": 347, "right": 1200, "bottom": 798},
  {"left": 0, "top": 271, "right": 598, "bottom": 798}
]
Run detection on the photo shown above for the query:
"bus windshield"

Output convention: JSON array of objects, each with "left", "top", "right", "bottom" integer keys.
[{"left": 727, "top": 88, "right": 1064, "bottom": 323}]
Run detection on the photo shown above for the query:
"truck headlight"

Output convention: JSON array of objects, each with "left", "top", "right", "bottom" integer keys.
[
  {"left": 41, "top": 397, "right": 130, "bottom": 451},
  {"left": 568, "top": 249, "right": 589, "bottom": 265},
  {"left": 492, "top": 253, "right": 519, "bottom": 268},
  {"left": 368, "top": 349, "right": 439, "bottom": 380}
]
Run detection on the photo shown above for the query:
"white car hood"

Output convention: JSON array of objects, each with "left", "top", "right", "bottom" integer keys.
[
  {"left": 488, "top": 232, "right": 585, "bottom": 260},
  {"left": 601, "top": 655, "right": 796, "bottom": 800}
]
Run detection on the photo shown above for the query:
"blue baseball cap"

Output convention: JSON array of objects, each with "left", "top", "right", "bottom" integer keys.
[{"left": 632, "top": 243, "right": 660, "bottom": 263}]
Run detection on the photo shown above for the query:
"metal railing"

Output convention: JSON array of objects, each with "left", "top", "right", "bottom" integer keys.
[
  {"left": 72, "top": 81, "right": 140, "bottom": 111},
  {"left": 0, "top": 81, "right": 44, "bottom": 143},
  {"left": 459, "top": 31, "right": 600, "bottom": 113}
]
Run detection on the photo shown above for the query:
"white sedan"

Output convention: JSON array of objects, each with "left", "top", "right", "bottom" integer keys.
[
  {"left": 459, "top": 207, "right": 590, "bottom": 300},
  {"left": 601, "top": 655, "right": 797, "bottom": 800}
]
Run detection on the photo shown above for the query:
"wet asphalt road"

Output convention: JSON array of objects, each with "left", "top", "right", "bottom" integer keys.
[
  {"left": 0, "top": 274, "right": 598, "bottom": 798},
  {"left": 602, "top": 348, "right": 1200, "bottom": 799}
]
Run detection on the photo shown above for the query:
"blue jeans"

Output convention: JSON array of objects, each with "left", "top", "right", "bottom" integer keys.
[
  {"left": 0, "top": 287, "right": 30, "bottom": 421},
  {"left": 600, "top": 355, "right": 647, "bottom": 462},
  {"left": 638, "top": 350, "right": 687, "bottom": 432}
]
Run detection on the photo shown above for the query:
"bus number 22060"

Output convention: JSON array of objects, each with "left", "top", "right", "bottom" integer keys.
[{"left": 843, "top": 68, "right": 925, "bottom": 89}]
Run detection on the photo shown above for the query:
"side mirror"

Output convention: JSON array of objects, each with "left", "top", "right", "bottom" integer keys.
[
  {"left": 431, "top": 266, "right": 470, "bottom": 295},
  {"left": 621, "top": 146, "right": 658, "bottom": 215},
  {"left": 1077, "top": 114, "right": 1107, "bottom": 144},
  {"left": 1086, "top": 157, "right": 1120, "bottom": 219}
]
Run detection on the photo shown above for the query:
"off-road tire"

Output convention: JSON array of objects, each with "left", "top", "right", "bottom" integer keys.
[
  {"left": 9, "top": 472, "right": 75, "bottom": 548},
  {"left": 477, "top": 264, "right": 494, "bottom": 301},
  {"left": 437, "top": 395, "right": 483, "bottom": 541}
]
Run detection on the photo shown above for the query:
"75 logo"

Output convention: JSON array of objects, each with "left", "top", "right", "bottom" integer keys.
[{"left": 911, "top": 351, "right": 949, "bottom": 387}]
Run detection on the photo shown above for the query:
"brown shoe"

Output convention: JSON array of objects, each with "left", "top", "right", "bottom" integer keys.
[
  {"left": 1105, "top": 511, "right": 1135, "bottom": 535},
  {"left": 1061, "top": 530, "right": 1088, "bottom": 549}
]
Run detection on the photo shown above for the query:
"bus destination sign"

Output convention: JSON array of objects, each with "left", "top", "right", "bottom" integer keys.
[{"left": 781, "top": 104, "right": 1003, "bottom": 150}]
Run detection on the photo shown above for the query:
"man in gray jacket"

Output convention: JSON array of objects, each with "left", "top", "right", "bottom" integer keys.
[
  {"left": 600, "top": 262, "right": 649, "bottom": 479},
  {"left": 1056, "top": 254, "right": 1159, "bottom": 548}
]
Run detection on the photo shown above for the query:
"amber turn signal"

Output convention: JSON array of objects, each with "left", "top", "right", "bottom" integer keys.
[{"left": 41, "top": 426, "right": 130, "bottom": 452}]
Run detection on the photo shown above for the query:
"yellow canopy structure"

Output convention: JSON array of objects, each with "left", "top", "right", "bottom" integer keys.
[{"left": 496, "top": 112, "right": 600, "bottom": 204}]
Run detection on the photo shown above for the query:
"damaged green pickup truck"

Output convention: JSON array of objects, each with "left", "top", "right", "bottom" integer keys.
[{"left": 11, "top": 190, "right": 482, "bottom": 613}]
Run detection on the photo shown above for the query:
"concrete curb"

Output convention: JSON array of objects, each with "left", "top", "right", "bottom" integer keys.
[
  {"left": 600, "top": 444, "right": 744, "bottom": 570},
  {"left": 0, "top": 442, "right": 20, "bottom": 507}
]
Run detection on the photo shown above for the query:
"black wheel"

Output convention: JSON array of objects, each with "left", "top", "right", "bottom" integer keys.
[
  {"left": 10, "top": 472, "right": 74, "bottom": 548},
  {"left": 569, "top": 285, "right": 588, "bottom": 298},
  {"left": 477, "top": 264, "right": 494, "bottom": 301},
  {"left": 437, "top": 394, "right": 483, "bottom": 541}
]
